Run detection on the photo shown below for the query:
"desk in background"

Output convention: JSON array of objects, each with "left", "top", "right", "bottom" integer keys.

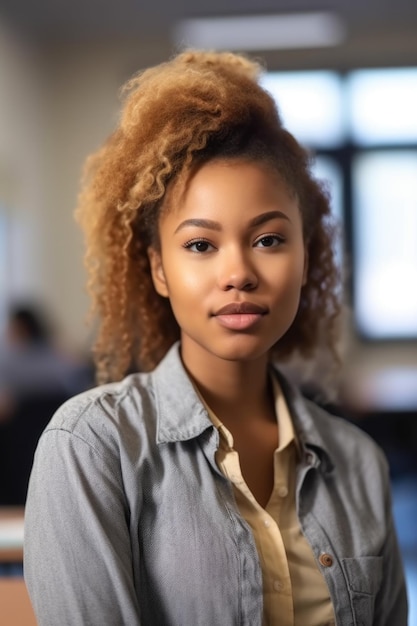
[
  {"left": 0, "top": 506, "right": 24, "bottom": 564},
  {"left": 0, "top": 507, "right": 37, "bottom": 625}
]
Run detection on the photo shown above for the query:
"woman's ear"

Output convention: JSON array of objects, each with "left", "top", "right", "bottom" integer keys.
[{"left": 148, "top": 247, "right": 169, "bottom": 298}]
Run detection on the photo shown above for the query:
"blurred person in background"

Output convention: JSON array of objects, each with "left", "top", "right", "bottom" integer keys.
[
  {"left": 0, "top": 301, "right": 94, "bottom": 505},
  {"left": 0, "top": 302, "right": 92, "bottom": 421}
]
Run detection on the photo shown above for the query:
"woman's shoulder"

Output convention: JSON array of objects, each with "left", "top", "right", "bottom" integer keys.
[{"left": 41, "top": 371, "right": 156, "bottom": 447}]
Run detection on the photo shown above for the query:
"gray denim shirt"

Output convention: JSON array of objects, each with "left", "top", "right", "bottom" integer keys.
[{"left": 24, "top": 343, "right": 408, "bottom": 625}]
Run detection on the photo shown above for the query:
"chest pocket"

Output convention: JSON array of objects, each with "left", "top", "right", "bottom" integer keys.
[{"left": 341, "top": 556, "right": 383, "bottom": 626}]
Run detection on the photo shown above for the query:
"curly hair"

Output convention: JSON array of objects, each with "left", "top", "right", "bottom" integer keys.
[{"left": 75, "top": 49, "right": 342, "bottom": 383}]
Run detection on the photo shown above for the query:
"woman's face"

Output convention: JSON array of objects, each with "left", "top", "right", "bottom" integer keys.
[{"left": 148, "top": 159, "right": 307, "bottom": 370}]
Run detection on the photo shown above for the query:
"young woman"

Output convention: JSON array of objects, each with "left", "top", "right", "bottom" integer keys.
[{"left": 24, "top": 50, "right": 407, "bottom": 626}]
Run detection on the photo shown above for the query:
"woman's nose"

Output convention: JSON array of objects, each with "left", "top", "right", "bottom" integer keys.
[{"left": 217, "top": 248, "right": 258, "bottom": 291}]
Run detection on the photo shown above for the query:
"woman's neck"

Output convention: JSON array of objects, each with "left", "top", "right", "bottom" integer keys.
[{"left": 181, "top": 344, "right": 274, "bottom": 426}]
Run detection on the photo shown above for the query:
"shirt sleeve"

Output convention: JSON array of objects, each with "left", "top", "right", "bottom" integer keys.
[{"left": 24, "top": 427, "right": 141, "bottom": 626}]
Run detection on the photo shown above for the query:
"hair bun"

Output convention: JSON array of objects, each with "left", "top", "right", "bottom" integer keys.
[{"left": 175, "top": 49, "right": 262, "bottom": 81}]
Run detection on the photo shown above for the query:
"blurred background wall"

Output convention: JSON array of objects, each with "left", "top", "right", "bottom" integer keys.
[
  {"left": 0, "top": 20, "right": 45, "bottom": 321},
  {"left": 0, "top": 23, "right": 169, "bottom": 349}
]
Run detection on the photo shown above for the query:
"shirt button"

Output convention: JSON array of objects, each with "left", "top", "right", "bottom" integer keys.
[
  {"left": 319, "top": 553, "right": 334, "bottom": 567},
  {"left": 277, "top": 486, "right": 288, "bottom": 498},
  {"left": 273, "top": 580, "right": 283, "bottom": 592},
  {"left": 263, "top": 519, "right": 271, "bottom": 528}
]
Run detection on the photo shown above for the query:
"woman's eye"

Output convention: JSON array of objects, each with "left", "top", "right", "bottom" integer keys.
[
  {"left": 255, "top": 235, "right": 284, "bottom": 248},
  {"left": 184, "top": 240, "right": 214, "bottom": 253}
]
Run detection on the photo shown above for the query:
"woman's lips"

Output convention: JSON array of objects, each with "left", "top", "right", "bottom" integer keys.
[{"left": 213, "top": 302, "right": 267, "bottom": 330}]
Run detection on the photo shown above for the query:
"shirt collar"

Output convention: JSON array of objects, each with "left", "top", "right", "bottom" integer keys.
[
  {"left": 152, "top": 343, "right": 213, "bottom": 444},
  {"left": 151, "top": 342, "right": 334, "bottom": 473},
  {"left": 272, "top": 366, "right": 335, "bottom": 474}
]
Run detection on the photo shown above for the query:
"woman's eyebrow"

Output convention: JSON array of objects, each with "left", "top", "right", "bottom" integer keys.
[
  {"left": 174, "top": 218, "right": 221, "bottom": 234},
  {"left": 249, "top": 210, "right": 291, "bottom": 227}
]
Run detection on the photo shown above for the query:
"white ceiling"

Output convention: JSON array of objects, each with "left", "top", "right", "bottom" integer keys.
[
  {"left": 1, "top": 0, "right": 417, "bottom": 71},
  {"left": 1, "top": 0, "right": 417, "bottom": 43}
]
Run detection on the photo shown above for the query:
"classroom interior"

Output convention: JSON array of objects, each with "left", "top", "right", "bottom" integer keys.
[{"left": 0, "top": 0, "right": 416, "bottom": 623}]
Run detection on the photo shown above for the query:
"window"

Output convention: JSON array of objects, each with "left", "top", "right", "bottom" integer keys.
[
  {"left": 260, "top": 71, "right": 345, "bottom": 148},
  {"left": 347, "top": 68, "right": 417, "bottom": 145},
  {"left": 352, "top": 151, "right": 417, "bottom": 338}
]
